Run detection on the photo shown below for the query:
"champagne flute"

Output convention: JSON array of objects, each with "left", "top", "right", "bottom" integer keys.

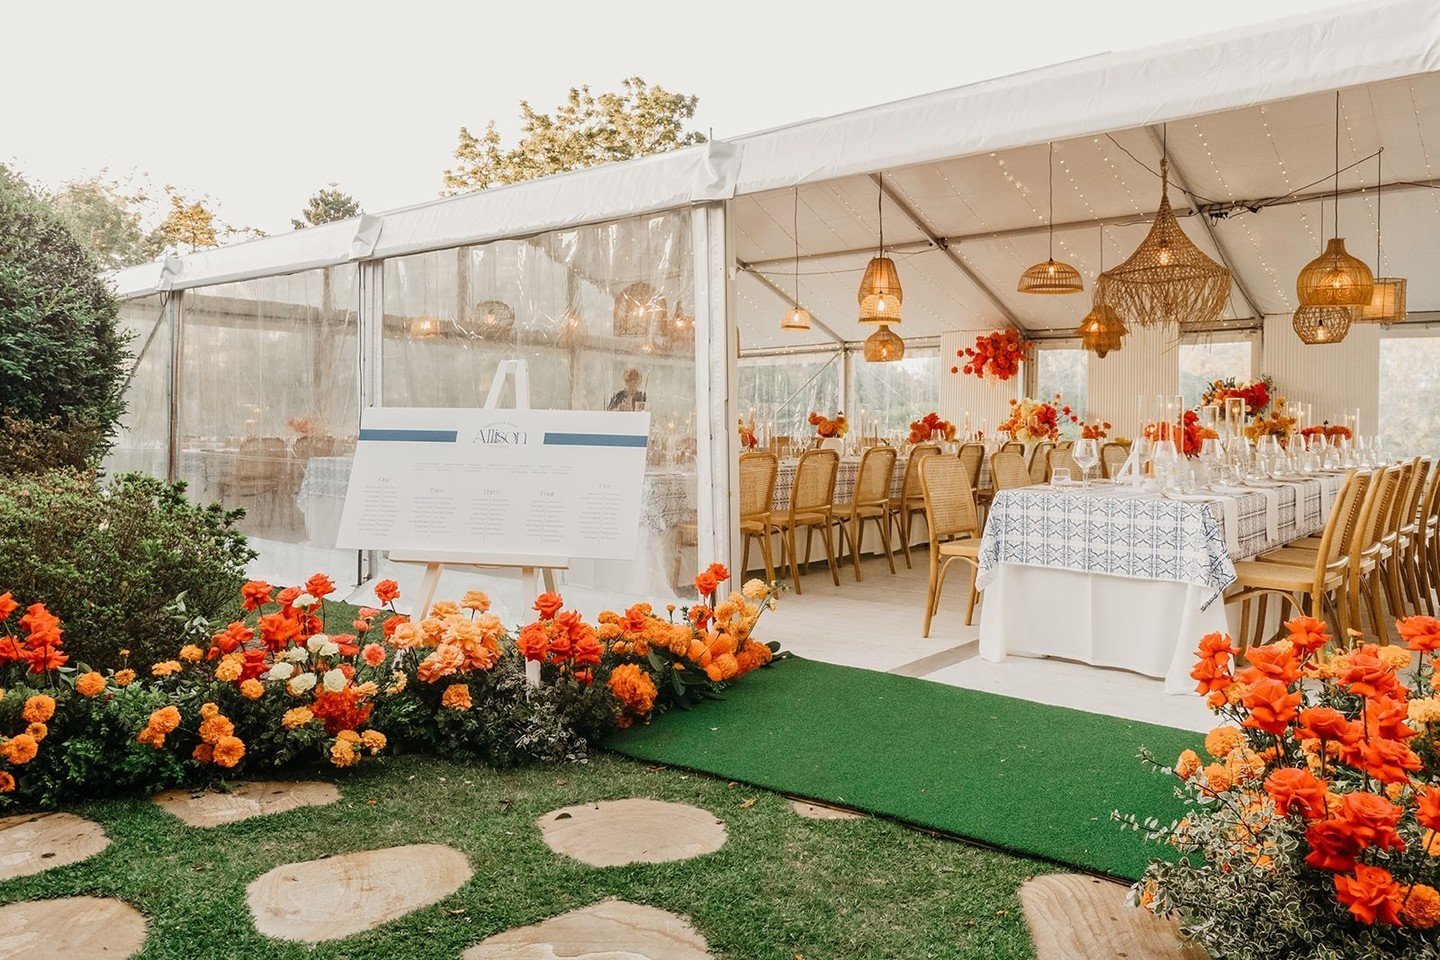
[{"left": 1073, "top": 438, "right": 1099, "bottom": 487}]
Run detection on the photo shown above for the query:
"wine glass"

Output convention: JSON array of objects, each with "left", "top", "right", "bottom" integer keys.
[
  {"left": 1151, "top": 439, "right": 1180, "bottom": 490},
  {"left": 1371, "top": 435, "right": 1386, "bottom": 465},
  {"left": 1199, "top": 437, "right": 1224, "bottom": 489},
  {"left": 1073, "top": 438, "right": 1099, "bottom": 487}
]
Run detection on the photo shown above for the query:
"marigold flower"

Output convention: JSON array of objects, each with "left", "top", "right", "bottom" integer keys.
[
  {"left": 1201, "top": 762, "right": 1233, "bottom": 793},
  {"left": 1375, "top": 645, "right": 1413, "bottom": 671},
  {"left": 212, "top": 735, "right": 245, "bottom": 768},
  {"left": 74, "top": 671, "right": 106, "bottom": 697},
  {"left": 1334, "top": 864, "right": 1404, "bottom": 925},
  {"left": 149, "top": 705, "right": 181, "bottom": 734},
  {"left": 1204, "top": 726, "right": 1244, "bottom": 758},
  {"left": 192, "top": 743, "right": 213, "bottom": 764},
  {"left": 21, "top": 694, "right": 55, "bottom": 724},
  {"left": 386, "top": 672, "right": 407, "bottom": 695},
  {"left": 330, "top": 739, "right": 359, "bottom": 767},
  {"left": 199, "top": 715, "right": 235, "bottom": 745},
  {"left": 214, "top": 659, "right": 242, "bottom": 683},
  {"left": 178, "top": 644, "right": 203, "bottom": 663},
  {"left": 151, "top": 660, "right": 182, "bottom": 678},
  {"left": 1174, "top": 749, "right": 1201, "bottom": 780},
  {"left": 608, "top": 663, "right": 657, "bottom": 719},
  {"left": 0, "top": 771, "right": 14, "bottom": 793},
  {"left": 360, "top": 729, "right": 386, "bottom": 753},
  {"left": 441, "top": 683, "right": 472, "bottom": 711},
  {"left": 373, "top": 579, "right": 400, "bottom": 604},
  {"left": 280, "top": 706, "right": 313, "bottom": 730},
  {"left": 240, "top": 678, "right": 265, "bottom": 700},
  {"left": 1409, "top": 697, "right": 1440, "bottom": 725},
  {"left": 1400, "top": 884, "right": 1440, "bottom": 929},
  {"left": 741, "top": 578, "right": 769, "bottom": 602},
  {"left": 113, "top": 668, "right": 136, "bottom": 687},
  {"left": 0, "top": 734, "right": 38, "bottom": 765},
  {"left": 136, "top": 725, "right": 166, "bottom": 749},
  {"left": 25, "top": 722, "right": 46, "bottom": 742}
]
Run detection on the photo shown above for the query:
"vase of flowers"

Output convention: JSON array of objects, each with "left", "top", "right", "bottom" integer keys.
[
  {"left": 1244, "top": 397, "right": 1298, "bottom": 448},
  {"left": 997, "top": 395, "right": 1077, "bottom": 443},
  {"left": 1201, "top": 375, "right": 1274, "bottom": 419},
  {"left": 907, "top": 412, "right": 956, "bottom": 444},
  {"left": 807, "top": 411, "right": 848, "bottom": 440},
  {"left": 1143, "top": 410, "right": 1218, "bottom": 457}
]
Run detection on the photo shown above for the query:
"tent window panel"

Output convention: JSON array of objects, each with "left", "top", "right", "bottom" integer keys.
[
  {"left": 1179, "top": 340, "right": 1253, "bottom": 409},
  {"left": 1034, "top": 349, "right": 1087, "bottom": 420},
  {"left": 174, "top": 266, "right": 362, "bottom": 585},
  {"left": 850, "top": 348, "right": 940, "bottom": 438},
  {"left": 738, "top": 353, "right": 842, "bottom": 443},
  {"left": 1379, "top": 334, "right": 1440, "bottom": 459},
  {"left": 107, "top": 294, "right": 170, "bottom": 479}
]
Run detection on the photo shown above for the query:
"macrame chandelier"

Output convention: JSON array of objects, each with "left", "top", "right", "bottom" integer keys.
[
  {"left": 857, "top": 175, "right": 903, "bottom": 325},
  {"left": 1356, "top": 148, "right": 1407, "bottom": 323},
  {"left": 1100, "top": 131, "right": 1231, "bottom": 328},
  {"left": 1018, "top": 142, "right": 1083, "bottom": 295},
  {"left": 1292, "top": 304, "right": 1353, "bottom": 345},
  {"left": 1296, "top": 93, "right": 1373, "bottom": 310},
  {"left": 1077, "top": 232, "right": 1126, "bottom": 358},
  {"left": 781, "top": 186, "right": 812, "bottom": 330}
]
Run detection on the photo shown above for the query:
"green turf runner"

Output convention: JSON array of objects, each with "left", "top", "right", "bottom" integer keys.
[{"left": 607, "top": 656, "right": 1201, "bottom": 880}]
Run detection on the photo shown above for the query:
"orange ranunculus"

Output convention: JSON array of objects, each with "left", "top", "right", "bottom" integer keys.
[
  {"left": 74, "top": 671, "right": 105, "bottom": 697},
  {"left": 1334, "top": 864, "right": 1405, "bottom": 925},
  {"left": 441, "top": 683, "right": 472, "bottom": 711},
  {"left": 212, "top": 735, "right": 245, "bottom": 769},
  {"left": 0, "top": 734, "right": 38, "bottom": 765},
  {"left": 1296, "top": 707, "right": 1360, "bottom": 744},
  {"left": 1284, "top": 615, "right": 1330, "bottom": 655},
  {"left": 373, "top": 579, "right": 400, "bottom": 604},
  {"left": 533, "top": 592, "right": 563, "bottom": 620},
  {"left": 1337, "top": 792, "right": 1406, "bottom": 853},
  {"left": 1235, "top": 642, "right": 1301, "bottom": 685},
  {"left": 21, "top": 694, "right": 55, "bottom": 724},
  {"left": 361, "top": 643, "right": 386, "bottom": 666},
  {"left": 1264, "top": 768, "right": 1327, "bottom": 819},
  {"left": 1402, "top": 884, "right": 1440, "bottom": 929},
  {"left": 240, "top": 580, "right": 273, "bottom": 611},
  {"left": 0, "top": 592, "right": 16, "bottom": 621},
  {"left": 1397, "top": 615, "right": 1440, "bottom": 653},
  {"left": 304, "top": 573, "right": 337, "bottom": 599},
  {"left": 1241, "top": 678, "right": 1301, "bottom": 736},
  {"left": 693, "top": 571, "right": 719, "bottom": 598}
]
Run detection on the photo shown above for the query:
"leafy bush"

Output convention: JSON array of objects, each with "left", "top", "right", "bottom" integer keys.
[
  {"left": 0, "top": 470, "right": 253, "bottom": 667},
  {"left": 0, "top": 184, "right": 128, "bottom": 470}
]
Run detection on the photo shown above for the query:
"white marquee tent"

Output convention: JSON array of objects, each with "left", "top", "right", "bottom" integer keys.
[{"left": 105, "top": 0, "right": 1440, "bottom": 603}]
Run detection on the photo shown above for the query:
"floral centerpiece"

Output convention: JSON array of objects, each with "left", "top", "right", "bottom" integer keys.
[
  {"left": 1079, "top": 418, "right": 1113, "bottom": 440},
  {"left": 907, "top": 412, "right": 956, "bottom": 444},
  {"left": 1143, "top": 410, "right": 1218, "bottom": 457},
  {"left": 1202, "top": 375, "right": 1274, "bottom": 418},
  {"left": 738, "top": 417, "right": 758, "bottom": 450},
  {"left": 1302, "top": 423, "right": 1353, "bottom": 443},
  {"left": 1124, "top": 616, "right": 1440, "bottom": 957},
  {"left": 807, "top": 411, "right": 848, "bottom": 439},
  {"left": 956, "top": 329, "right": 1028, "bottom": 381},
  {"left": 998, "top": 395, "right": 1077, "bottom": 443},
  {"left": 1244, "top": 396, "right": 1298, "bottom": 448}
]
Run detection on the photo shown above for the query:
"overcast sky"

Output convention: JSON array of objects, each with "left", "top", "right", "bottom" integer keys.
[{"left": 4, "top": 0, "right": 1347, "bottom": 234}]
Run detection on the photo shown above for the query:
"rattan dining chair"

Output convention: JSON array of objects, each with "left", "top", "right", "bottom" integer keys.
[
  {"left": 1046, "top": 446, "right": 1083, "bottom": 483},
  {"left": 1419, "top": 466, "right": 1440, "bottom": 616},
  {"left": 770, "top": 448, "right": 841, "bottom": 595},
  {"left": 1100, "top": 442, "right": 1130, "bottom": 479},
  {"left": 1000, "top": 441, "right": 1025, "bottom": 456},
  {"left": 989, "top": 450, "right": 1032, "bottom": 492},
  {"left": 832, "top": 445, "right": 897, "bottom": 581},
  {"left": 958, "top": 442, "right": 985, "bottom": 492},
  {"left": 1397, "top": 458, "right": 1433, "bottom": 618},
  {"left": 1225, "top": 469, "right": 1363, "bottom": 651},
  {"left": 888, "top": 443, "right": 941, "bottom": 569},
  {"left": 919, "top": 455, "right": 984, "bottom": 636},
  {"left": 1027, "top": 441, "right": 1056, "bottom": 485},
  {"left": 738, "top": 451, "right": 779, "bottom": 585}
]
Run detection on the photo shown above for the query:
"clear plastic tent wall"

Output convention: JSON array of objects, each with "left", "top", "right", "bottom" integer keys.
[{"left": 110, "top": 295, "right": 171, "bottom": 478}]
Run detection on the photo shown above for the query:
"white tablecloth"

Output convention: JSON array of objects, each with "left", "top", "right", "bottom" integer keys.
[{"left": 976, "top": 474, "right": 1342, "bottom": 694}]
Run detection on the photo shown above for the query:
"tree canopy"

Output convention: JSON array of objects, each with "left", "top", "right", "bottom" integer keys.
[
  {"left": 293, "top": 184, "right": 362, "bottom": 229},
  {"left": 443, "top": 77, "right": 706, "bottom": 194}
]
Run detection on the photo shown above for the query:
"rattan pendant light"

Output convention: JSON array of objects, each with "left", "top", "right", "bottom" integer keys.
[
  {"left": 1018, "top": 143, "right": 1083, "bottom": 295},
  {"left": 1293, "top": 305, "right": 1353, "bottom": 345},
  {"left": 1356, "top": 148, "right": 1407, "bottom": 323},
  {"left": 858, "top": 175, "right": 903, "bottom": 324},
  {"left": 781, "top": 187, "right": 812, "bottom": 330},
  {"left": 1099, "top": 129, "right": 1231, "bottom": 329},
  {"left": 1297, "top": 94, "right": 1373, "bottom": 309},
  {"left": 863, "top": 324, "right": 905, "bottom": 362},
  {"left": 1076, "top": 228, "right": 1126, "bottom": 358}
]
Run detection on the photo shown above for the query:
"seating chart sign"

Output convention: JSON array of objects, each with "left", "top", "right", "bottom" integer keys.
[{"left": 336, "top": 407, "right": 650, "bottom": 560}]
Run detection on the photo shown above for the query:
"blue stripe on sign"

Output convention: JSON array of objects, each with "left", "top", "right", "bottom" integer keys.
[
  {"left": 358, "top": 428, "right": 458, "bottom": 443},
  {"left": 543, "top": 432, "right": 648, "bottom": 448}
]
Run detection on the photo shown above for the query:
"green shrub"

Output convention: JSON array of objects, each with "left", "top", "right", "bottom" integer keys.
[
  {"left": 0, "top": 469, "right": 254, "bottom": 667},
  {"left": 0, "top": 184, "right": 128, "bottom": 471}
]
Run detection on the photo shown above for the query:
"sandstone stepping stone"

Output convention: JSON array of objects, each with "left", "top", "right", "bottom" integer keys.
[
  {"left": 0, "top": 812, "right": 110, "bottom": 881},
  {"left": 463, "top": 899, "right": 712, "bottom": 960},
  {"left": 1021, "top": 874, "right": 1209, "bottom": 960},
  {"left": 789, "top": 798, "right": 864, "bottom": 821},
  {"left": 247, "top": 843, "right": 471, "bottom": 942},
  {"left": 0, "top": 896, "right": 146, "bottom": 958},
  {"left": 152, "top": 780, "right": 340, "bottom": 827},
  {"left": 537, "top": 799, "right": 726, "bottom": 867}
]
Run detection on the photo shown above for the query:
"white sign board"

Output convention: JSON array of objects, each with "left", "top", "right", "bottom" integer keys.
[{"left": 336, "top": 407, "right": 650, "bottom": 561}]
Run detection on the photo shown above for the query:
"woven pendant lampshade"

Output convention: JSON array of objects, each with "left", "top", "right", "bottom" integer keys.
[
  {"left": 557, "top": 308, "right": 588, "bottom": 347},
  {"left": 1077, "top": 302, "right": 1127, "bottom": 359},
  {"left": 781, "top": 187, "right": 812, "bottom": 331},
  {"left": 858, "top": 176, "right": 904, "bottom": 325},
  {"left": 781, "top": 307, "right": 813, "bottom": 330},
  {"left": 1018, "top": 143, "right": 1083, "bottom": 295},
  {"left": 1292, "top": 305, "right": 1353, "bottom": 345},
  {"left": 613, "top": 281, "right": 666, "bottom": 338},
  {"left": 472, "top": 299, "right": 515, "bottom": 339},
  {"left": 863, "top": 324, "right": 904, "bottom": 362},
  {"left": 1101, "top": 159, "right": 1231, "bottom": 328},
  {"left": 1357, "top": 278, "right": 1407, "bottom": 323},
  {"left": 1296, "top": 238, "right": 1374, "bottom": 307}
]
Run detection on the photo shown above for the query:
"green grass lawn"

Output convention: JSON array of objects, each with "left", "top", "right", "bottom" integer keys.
[{"left": 0, "top": 753, "right": 1055, "bottom": 959}]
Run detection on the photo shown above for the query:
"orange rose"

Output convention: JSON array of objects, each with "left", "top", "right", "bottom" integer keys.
[
  {"left": 240, "top": 580, "right": 273, "bottom": 611},
  {"left": 1337, "top": 792, "right": 1406, "bottom": 852},
  {"left": 693, "top": 571, "right": 719, "bottom": 598},
  {"left": 440, "top": 683, "right": 472, "bottom": 711},
  {"left": 1296, "top": 707, "right": 1360, "bottom": 744},
  {"left": 1241, "top": 678, "right": 1301, "bottom": 736},
  {"left": 1397, "top": 615, "right": 1440, "bottom": 653},
  {"left": 1283, "top": 615, "right": 1330, "bottom": 655},
  {"left": 533, "top": 592, "right": 564, "bottom": 620},
  {"left": 373, "top": 579, "right": 400, "bottom": 604},
  {"left": 1235, "top": 642, "right": 1300, "bottom": 685},
  {"left": 1334, "top": 864, "right": 1404, "bottom": 925},
  {"left": 304, "top": 573, "right": 337, "bottom": 599},
  {"left": 1264, "top": 767, "right": 1327, "bottom": 819}
]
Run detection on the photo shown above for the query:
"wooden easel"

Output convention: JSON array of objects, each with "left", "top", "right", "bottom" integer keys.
[{"left": 385, "top": 360, "right": 567, "bottom": 684}]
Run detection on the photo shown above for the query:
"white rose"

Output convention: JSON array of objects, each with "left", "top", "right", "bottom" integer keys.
[
  {"left": 322, "top": 668, "right": 347, "bottom": 692},
  {"left": 287, "top": 673, "right": 317, "bottom": 695},
  {"left": 266, "top": 662, "right": 296, "bottom": 681},
  {"left": 286, "top": 647, "right": 310, "bottom": 663},
  {"left": 293, "top": 592, "right": 317, "bottom": 609},
  {"left": 318, "top": 640, "right": 339, "bottom": 657},
  {"left": 306, "top": 634, "right": 329, "bottom": 653}
]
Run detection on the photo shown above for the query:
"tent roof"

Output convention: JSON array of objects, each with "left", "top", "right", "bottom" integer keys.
[{"left": 110, "top": 0, "right": 1440, "bottom": 348}]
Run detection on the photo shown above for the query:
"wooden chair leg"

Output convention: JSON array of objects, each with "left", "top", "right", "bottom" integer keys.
[
  {"left": 1255, "top": 594, "right": 1269, "bottom": 647},
  {"left": 820, "top": 521, "right": 841, "bottom": 587},
  {"left": 742, "top": 536, "right": 752, "bottom": 580},
  {"left": 1238, "top": 597, "right": 1253, "bottom": 653},
  {"left": 877, "top": 516, "right": 896, "bottom": 574},
  {"left": 761, "top": 528, "right": 776, "bottom": 585},
  {"left": 922, "top": 548, "right": 940, "bottom": 637},
  {"left": 804, "top": 527, "right": 815, "bottom": 570},
  {"left": 895, "top": 510, "right": 912, "bottom": 570},
  {"left": 850, "top": 516, "right": 863, "bottom": 581},
  {"left": 964, "top": 561, "right": 979, "bottom": 626},
  {"left": 788, "top": 528, "right": 802, "bottom": 595}
]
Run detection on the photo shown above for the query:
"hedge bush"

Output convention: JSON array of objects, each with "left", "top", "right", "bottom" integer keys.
[{"left": 0, "top": 470, "right": 254, "bottom": 667}]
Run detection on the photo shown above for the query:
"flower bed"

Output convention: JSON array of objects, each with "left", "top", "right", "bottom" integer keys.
[
  {"left": 1125, "top": 616, "right": 1440, "bottom": 957},
  {"left": 0, "top": 564, "right": 783, "bottom": 808}
]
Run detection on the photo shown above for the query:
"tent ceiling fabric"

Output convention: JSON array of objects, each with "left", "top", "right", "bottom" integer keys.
[{"left": 735, "top": 71, "right": 1440, "bottom": 348}]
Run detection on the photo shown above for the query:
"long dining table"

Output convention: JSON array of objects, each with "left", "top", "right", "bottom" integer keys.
[{"left": 974, "top": 472, "right": 1344, "bottom": 694}]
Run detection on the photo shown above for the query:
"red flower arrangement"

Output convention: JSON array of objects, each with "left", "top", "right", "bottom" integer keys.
[
  {"left": 807, "top": 411, "right": 848, "bottom": 438},
  {"left": 1079, "top": 419, "right": 1112, "bottom": 440},
  {"left": 907, "top": 412, "right": 956, "bottom": 444},
  {"left": 1201, "top": 375, "right": 1273, "bottom": 418},
  {"left": 956, "top": 329, "right": 1028, "bottom": 381},
  {"left": 997, "top": 395, "right": 1077, "bottom": 443},
  {"left": 1142, "top": 410, "right": 1218, "bottom": 457},
  {"left": 1302, "top": 424, "right": 1353, "bottom": 442}
]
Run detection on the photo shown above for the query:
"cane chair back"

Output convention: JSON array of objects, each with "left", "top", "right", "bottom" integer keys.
[
  {"left": 1100, "top": 442, "right": 1129, "bottom": 478},
  {"left": 958, "top": 443, "right": 984, "bottom": 491},
  {"left": 900, "top": 444, "right": 941, "bottom": 500},
  {"left": 790, "top": 449, "right": 839, "bottom": 516},
  {"left": 738, "top": 451, "right": 778, "bottom": 520},
  {"left": 990, "top": 451, "right": 1031, "bottom": 491},
  {"left": 1028, "top": 442, "right": 1056, "bottom": 484},
  {"left": 1047, "top": 447, "right": 1082, "bottom": 482},
  {"left": 852, "top": 445, "right": 897, "bottom": 508},
  {"left": 1000, "top": 441, "right": 1025, "bottom": 456},
  {"left": 920, "top": 456, "right": 982, "bottom": 542}
]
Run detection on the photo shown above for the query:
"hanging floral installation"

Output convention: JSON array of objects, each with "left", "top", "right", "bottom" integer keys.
[{"left": 954, "top": 329, "right": 1029, "bottom": 382}]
